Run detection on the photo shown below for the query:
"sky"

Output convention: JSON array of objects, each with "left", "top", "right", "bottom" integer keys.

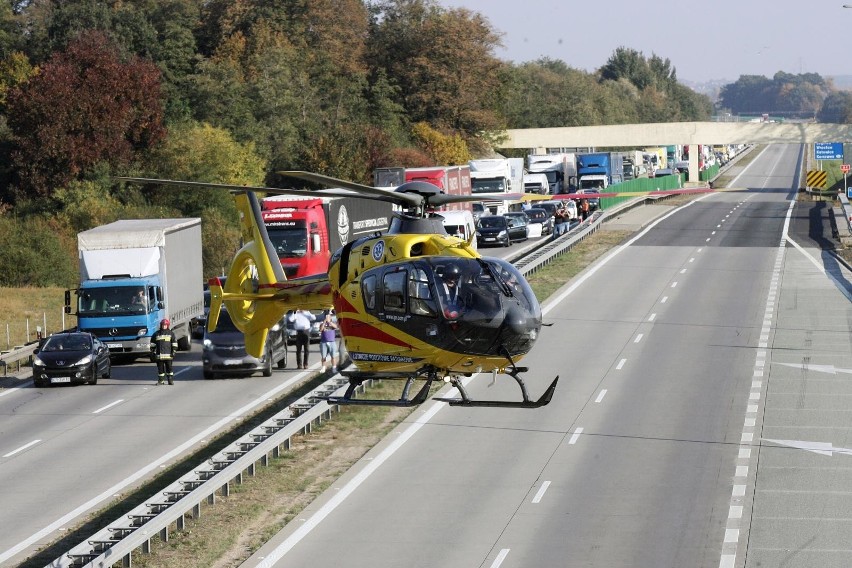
[{"left": 437, "top": 0, "right": 852, "bottom": 84}]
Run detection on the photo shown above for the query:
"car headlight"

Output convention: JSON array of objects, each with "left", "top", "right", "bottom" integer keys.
[
  {"left": 498, "top": 230, "right": 507, "bottom": 237},
  {"left": 475, "top": 230, "right": 481, "bottom": 237},
  {"left": 76, "top": 355, "right": 93, "bottom": 365},
  {"left": 137, "top": 328, "right": 147, "bottom": 337},
  {"left": 34, "top": 356, "right": 44, "bottom": 366},
  {"left": 203, "top": 338, "right": 213, "bottom": 350}
]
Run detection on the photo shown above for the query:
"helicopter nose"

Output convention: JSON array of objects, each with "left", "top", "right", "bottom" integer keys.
[{"left": 505, "top": 306, "right": 529, "bottom": 335}]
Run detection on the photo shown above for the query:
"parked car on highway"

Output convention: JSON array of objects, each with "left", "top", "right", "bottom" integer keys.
[
  {"left": 33, "top": 331, "right": 111, "bottom": 387},
  {"left": 523, "top": 207, "right": 554, "bottom": 235},
  {"left": 503, "top": 212, "right": 530, "bottom": 241},
  {"left": 202, "top": 308, "right": 288, "bottom": 379},
  {"left": 476, "top": 214, "right": 525, "bottom": 247}
]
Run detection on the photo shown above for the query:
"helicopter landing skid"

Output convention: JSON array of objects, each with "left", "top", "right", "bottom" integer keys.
[
  {"left": 325, "top": 370, "right": 437, "bottom": 407},
  {"left": 326, "top": 367, "right": 559, "bottom": 409},
  {"left": 435, "top": 372, "right": 559, "bottom": 408}
]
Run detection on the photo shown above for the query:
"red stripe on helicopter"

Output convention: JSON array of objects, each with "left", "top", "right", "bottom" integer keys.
[
  {"left": 338, "top": 318, "right": 412, "bottom": 349},
  {"left": 333, "top": 295, "right": 358, "bottom": 316}
]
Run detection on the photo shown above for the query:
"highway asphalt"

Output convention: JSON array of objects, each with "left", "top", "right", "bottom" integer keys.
[{"left": 241, "top": 144, "right": 852, "bottom": 568}]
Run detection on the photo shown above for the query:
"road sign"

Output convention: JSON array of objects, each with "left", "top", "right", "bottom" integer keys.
[
  {"left": 843, "top": 164, "right": 851, "bottom": 173},
  {"left": 807, "top": 169, "right": 827, "bottom": 188},
  {"left": 815, "top": 142, "right": 843, "bottom": 160}
]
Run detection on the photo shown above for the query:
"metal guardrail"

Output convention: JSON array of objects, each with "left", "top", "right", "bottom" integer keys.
[
  {"left": 46, "top": 195, "right": 698, "bottom": 567},
  {"left": 0, "top": 342, "right": 36, "bottom": 377},
  {"left": 49, "top": 374, "right": 360, "bottom": 567}
]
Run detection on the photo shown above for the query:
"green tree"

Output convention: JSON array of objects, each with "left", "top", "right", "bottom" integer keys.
[
  {"left": 411, "top": 122, "right": 470, "bottom": 165},
  {"left": 368, "top": 0, "right": 505, "bottom": 140},
  {"left": 141, "top": 121, "right": 267, "bottom": 217},
  {"left": 818, "top": 92, "right": 852, "bottom": 123}
]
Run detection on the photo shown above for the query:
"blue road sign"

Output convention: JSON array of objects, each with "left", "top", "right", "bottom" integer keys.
[{"left": 815, "top": 142, "right": 843, "bottom": 160}]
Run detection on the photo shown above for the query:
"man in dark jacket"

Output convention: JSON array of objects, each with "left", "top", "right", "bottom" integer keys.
[{"left": 151, "top": 318, "right": 178, "bottom": 385}]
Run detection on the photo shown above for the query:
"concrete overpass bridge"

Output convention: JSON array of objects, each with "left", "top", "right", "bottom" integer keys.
[{"left": 500, "top": 122, "right": 852, "bottom": 182}]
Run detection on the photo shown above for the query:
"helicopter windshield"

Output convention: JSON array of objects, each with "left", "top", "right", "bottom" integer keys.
[{"left": 428, "top": 257, "right": 538, "bottom": 318}]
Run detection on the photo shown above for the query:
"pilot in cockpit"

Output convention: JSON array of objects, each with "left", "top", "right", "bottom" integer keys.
[{"left": 436, "top": 263, "right": 465, "bottom": 318}]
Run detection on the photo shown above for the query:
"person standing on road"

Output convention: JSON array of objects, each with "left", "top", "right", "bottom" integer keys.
[
  {"left": 319, "top": 311, "right": 339, "bottom": 373},
  {"left": 150, "top": 318, "right": 178, "bottom": 385},
  {"left": 580, "top": 197, "right": 590, "bottom": 221},
  {"left": 287, "top": 309, "right": 315, "bottom": 369}
]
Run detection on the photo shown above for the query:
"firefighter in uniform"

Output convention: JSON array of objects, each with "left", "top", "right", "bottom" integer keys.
[{"left": 151, "top": 318, "right": 178, "bottom": 385}]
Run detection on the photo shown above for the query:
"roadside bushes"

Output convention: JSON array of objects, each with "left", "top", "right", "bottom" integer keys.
[{"left": 0, "top": 216, "right": 77, "bottom": 286}]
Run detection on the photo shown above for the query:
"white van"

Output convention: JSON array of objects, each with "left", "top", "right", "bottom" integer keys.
[{"left": 440, "top": 210, "right": 477, "bottom": 251}]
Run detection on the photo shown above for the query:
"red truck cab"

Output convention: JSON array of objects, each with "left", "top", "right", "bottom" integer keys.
[{"left": 261, "top": 198, "right": 328, "bottom": 278}]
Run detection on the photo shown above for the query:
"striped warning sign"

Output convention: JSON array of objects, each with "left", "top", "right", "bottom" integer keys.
[{"left": 807, "top": 170, "right": 827, "bottom": 188}]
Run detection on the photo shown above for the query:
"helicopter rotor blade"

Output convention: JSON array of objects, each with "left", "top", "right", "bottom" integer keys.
[
  {"left": 114, "top": 176, "right": 311, "bottom": 196},
  {"left": 428, "top": 193, "right": 524, "bottom": 207},
  {"left": 278, "top": 170, "right": 424, "bottom": 208}
]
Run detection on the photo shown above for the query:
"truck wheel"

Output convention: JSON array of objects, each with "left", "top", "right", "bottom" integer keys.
[
  {"left": 203, "top": 370, "right": 213, "bottom": 380},
  {"left": 177, "top": 334, "right": 191, "bottom": 351}
]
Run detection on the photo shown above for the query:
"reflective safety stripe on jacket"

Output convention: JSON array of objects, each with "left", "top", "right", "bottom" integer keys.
[{"left": 152, "top": 330, "right": 178, "bottom": 360}]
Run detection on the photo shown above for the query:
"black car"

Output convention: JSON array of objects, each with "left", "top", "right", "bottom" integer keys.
[
  {"left": 503, "top": 212, "right": 530, "bottom": 241},
  {"left": 524, "top": 207, "right": 554, "bottom": 235},
  {"left": 202, "top": 308, "right": 288, "bottom": 379},
  {"left": 476, "top": 215, "right": 522, "bottom": 247},
  {"left": 33, "top": 332, "right": 111, "bottom": 387}
]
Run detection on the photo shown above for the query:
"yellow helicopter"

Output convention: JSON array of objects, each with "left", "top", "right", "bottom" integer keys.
[{"left": 116, "top": 173, "right": 558, "bottom": 408}]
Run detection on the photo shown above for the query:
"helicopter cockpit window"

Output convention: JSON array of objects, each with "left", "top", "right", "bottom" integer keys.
[
  {"left": 362, "top": 275, "right": 377, "bottom": 310},
  {"left": 383, "top": 271, "right": 407, "bottom": 313},
  {"left": 408, "top": 268, "right": 436, "bottom": 317}
]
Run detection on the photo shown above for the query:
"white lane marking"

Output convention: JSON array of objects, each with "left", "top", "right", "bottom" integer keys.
[
  {"left": 3, "top": 439, "right": 41, "bottom": 458},
  {"left": 1, "top": 370, "right": 318, "bottom": 564},
  {"left": 648, "top": 313, "right": 657, "bottom": 322},
  {"left": 490, "top": 549, "right": 510, "bottom": 568},
  {"left": 595, "top": 389, "right": 607, "bottom": 403},
  {"left": 689, "top": 257, "right": 695, "bottom": 263},
  {"left": 0, "top": 386, "right": 23, "bottom": 398},
  {"left": 616, "top": 359, "right": 626, "bottom": 370},
  {"left": 671, "top": 282, "right": 678, "bottom": 288},
  {"left": 532, "top": 481, "right": 551, "bottom": 503},
  {"left": 786, "top": 235, "right": 852, "bottom": 302},
  {"left": 706, "top": 237, "right": 711, "bottom": 242},
  {"left": 251, "top": 393, "right": 456, "bottom": 568},
  {"left": 725, "top": 529, "right": 739, "bottom": 543},
  {"left": 729, "top": 506, "right": 743, "bottom": 519},
  {"left": 92, "top": 399, "right": 124, "bottom": 414},
  {"left": 661, "top": 296, "right": 668, "bottom": 303},
  {"left": 634, "top": 334, "right": 643, "bottom": 343},
  {"left": 569, "top": 427, "right": 583, "bottom": 445},
  {"left": 541, "top": 193, "right": 715, "bottom": 315},
  {"left": 680, "top": 268, "right": 687, "bottom": 274}
]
